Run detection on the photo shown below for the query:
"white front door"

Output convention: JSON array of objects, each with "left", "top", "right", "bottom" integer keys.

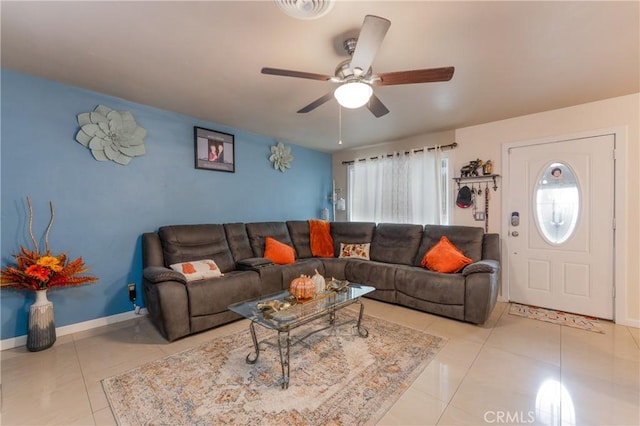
[{"left": 507, "top": 135, "right": 615, "bottom": 319}]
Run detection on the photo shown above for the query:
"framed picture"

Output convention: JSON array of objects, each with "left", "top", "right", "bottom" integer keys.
[{"left": 194, "top": 126, "right": 235, "bottom": 173}]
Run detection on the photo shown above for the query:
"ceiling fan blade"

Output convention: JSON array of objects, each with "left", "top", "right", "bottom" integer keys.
[
  {"left": 297, "top": 92, "right": 334, "bottom": 113},
  {"left": 367, "top": 94, "right": 390, "bottom": 118},
  {"left": 261, "top": 67, "right": 332, "bottom": 81},
  {"left": 374, "top": 67, "right": 455, "bottom": 86},
  {"left": 350, "top": 15, "right": 391, "bottom": 74}
]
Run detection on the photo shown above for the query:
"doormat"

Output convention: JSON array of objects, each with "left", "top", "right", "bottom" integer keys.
[
  {"left": 102, "top": 310, "right": 446, "bottom": 425},
  {"left": 509, "top": 303, "right": 605, "bottom": 333}
]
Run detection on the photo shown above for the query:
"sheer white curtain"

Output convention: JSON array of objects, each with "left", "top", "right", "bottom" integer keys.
[{"left": 350, "top": 147, "right": 443, "bottom": 224}]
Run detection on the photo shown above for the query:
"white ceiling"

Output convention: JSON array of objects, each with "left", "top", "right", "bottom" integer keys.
[{"left": 2, "top": 1, "right": 638, "bottom": 153}]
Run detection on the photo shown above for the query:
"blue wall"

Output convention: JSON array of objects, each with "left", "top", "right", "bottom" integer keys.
[{"left": 1, "top": 69, "right": 333, "bottom": 340}]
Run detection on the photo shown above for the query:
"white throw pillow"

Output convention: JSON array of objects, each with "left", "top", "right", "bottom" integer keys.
[
  {"left": 169, "top": 259, "right": 223, "bottom": 282},
  {"left": 338, "top": 243, "right": 370, "bottom": 260}
]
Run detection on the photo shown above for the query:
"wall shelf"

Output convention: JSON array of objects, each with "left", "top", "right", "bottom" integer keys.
[{"left": 453, "top": 174, "right": 500, "bottom": 191}]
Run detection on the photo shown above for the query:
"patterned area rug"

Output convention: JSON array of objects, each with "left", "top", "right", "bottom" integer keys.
[
  {"left": 102, "top": 311, "right": 446, "bottom": 425},
  {"left": 509, "top": 303, "right": 605, "bottom": 333}
]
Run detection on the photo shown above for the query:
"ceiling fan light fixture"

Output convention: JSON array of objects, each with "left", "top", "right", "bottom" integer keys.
[
  {"left": 275, "top": 0, "right": 335, "bottom": 20},
  {"left": 334, "top": 82, "right": 373, "bottom": 109}
]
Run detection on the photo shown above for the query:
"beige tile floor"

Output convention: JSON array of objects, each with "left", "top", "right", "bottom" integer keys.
[{"left": 1, "top": 300, "right": 639, "bottom": 425}]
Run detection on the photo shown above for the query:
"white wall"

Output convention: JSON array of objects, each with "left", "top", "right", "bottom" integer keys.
[{"left": 454, "top": 93, "right": 639, "bottom": 326}]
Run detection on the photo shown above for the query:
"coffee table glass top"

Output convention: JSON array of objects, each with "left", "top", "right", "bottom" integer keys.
[{"left": 228, "top": 284, "right": 374, "bottom": 331}]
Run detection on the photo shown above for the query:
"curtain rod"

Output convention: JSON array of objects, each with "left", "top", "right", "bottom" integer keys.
[{"left": 340, "top": 142, "right": 458, "bottom": 165}]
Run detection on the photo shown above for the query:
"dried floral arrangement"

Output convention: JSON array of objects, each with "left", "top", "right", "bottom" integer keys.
[{"left": 0, "top": 197, "right": 98, "bottom": 291}]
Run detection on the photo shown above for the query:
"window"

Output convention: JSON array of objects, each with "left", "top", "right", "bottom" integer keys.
[
  {"left": 534, "top": 162, "right": 580, "bottom": 244},
  {"left": 347, "top": 149, "right": 451, "bottom": 224}
]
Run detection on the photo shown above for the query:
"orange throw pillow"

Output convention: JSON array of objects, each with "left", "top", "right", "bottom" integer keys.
[
  {"left": 309, "top": 219, "right": 334, "bottom": 257},
  {"left": 264, "top": 237, "right": 296, "bottom": 265},
  {"left": 421, "top": 236, "right": 473, "bottom": 273}
]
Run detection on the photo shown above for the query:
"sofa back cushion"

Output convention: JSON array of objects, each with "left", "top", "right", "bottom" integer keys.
[
  {"left": 246, "top": 222, "right": 294, "bottom": 257},
  {"left": 286, "top": 221, "right": 313, "bottom": 259},
  {"left": 330, "top": 222, "right": 376, "bottom": 257},
  {"left": 371, "top": 223, "right": 424, "bottom": 266},
  {"left": 224, "top": 223, "right": 254, "bottom": 261},
  {"left": 416, "top": 225, "right": 485, "bottom": 265},
  {"left": 158, "top": 224, "right": 236, "bottom": 273}
]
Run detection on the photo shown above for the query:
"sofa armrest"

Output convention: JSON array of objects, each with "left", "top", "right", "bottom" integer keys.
[
  {"left": 143, "top": 266, "right": 187, "bottom": 284},
  {"left": 462, "top": 260, "right": 499, "bottom": 276}
]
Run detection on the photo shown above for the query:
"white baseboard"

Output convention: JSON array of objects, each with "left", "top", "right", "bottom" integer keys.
[
  {"left": 1, "top": 308, "right": 148, "bottom": 351},
  {"left": 616, "top": 317, "right": 640, "bottom": 329}
]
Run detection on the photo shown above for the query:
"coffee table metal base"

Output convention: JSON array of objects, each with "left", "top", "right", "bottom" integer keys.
[{"left": 245, "top": 300, "right": 368, "bottom": 389}]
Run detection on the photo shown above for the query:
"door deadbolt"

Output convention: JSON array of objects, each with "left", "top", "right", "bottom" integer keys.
[{"left": 511, "top": 231, "right": 519, "bottom": 237}]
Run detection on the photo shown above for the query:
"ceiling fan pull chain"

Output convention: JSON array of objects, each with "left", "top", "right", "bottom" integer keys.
[{"left": 338, "top": 106, "right": 343, "bottom": 145}]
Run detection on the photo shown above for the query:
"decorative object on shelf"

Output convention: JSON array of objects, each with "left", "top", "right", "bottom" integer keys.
[
  {"left": 482, "top": 160, "right": 493, "bottom": 175},
  {"left": 289, "top": 275, "right": 316, "bottom": 301},
  {"left": 459, "top": 159, "right": 484, "bottom": 177},
  {"left": 75, "top": 105, "right": 146, "bottom": 165},
  {"left": 311, "top": 269, "right": 326, "bottom": 294},
  {"left": 269, "top": 142, "right": 294, "bottom": 172},
  {"left": 0, "top": 197, "right": 98, "bottom": 351},
  {"left": 194, "top": 126, "right": 235, "bottom": 173}
]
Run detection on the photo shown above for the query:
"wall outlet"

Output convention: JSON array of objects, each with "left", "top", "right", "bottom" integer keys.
[
  {"left": 128, "top": 283, "right": 136, "bottom": 302},
  {"left": 474, "top": 211, "right": 486, "bottom": 221}
]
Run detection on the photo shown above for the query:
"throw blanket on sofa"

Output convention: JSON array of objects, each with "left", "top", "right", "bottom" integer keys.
[{"left": 309, "top": 219, "right": 334, "bottom": 257}]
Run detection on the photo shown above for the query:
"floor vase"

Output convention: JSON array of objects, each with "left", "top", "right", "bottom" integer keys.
[{"left": 27, "top": 289, "right": 56, "bottom": 352}]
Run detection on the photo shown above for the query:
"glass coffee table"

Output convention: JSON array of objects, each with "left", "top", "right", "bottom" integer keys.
[{"left": 228, "top": 283, "right": 374, "bottom": 389}]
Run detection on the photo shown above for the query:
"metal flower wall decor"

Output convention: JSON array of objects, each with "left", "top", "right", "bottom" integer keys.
[
  {"left": 75, "top": 105, "right": 147, "bottom": 165},
  {"left": 269, "top": 142, "right": 294, "bottom": 172}
]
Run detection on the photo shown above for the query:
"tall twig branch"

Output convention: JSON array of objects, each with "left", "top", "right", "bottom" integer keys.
[
  {"left": 44, "top": 201, "right": 55, "bottom": 254},
  {"left": 26, "top": 196, "right": 39, "bottom": 255}
]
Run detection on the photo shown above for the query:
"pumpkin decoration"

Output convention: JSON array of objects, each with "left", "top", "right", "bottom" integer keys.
[
  {"left": 311, "top": 269, "right": 326, "bottom": 294},
  {"left": 290, "top": 274, "right": 316, "bottom": 301}
]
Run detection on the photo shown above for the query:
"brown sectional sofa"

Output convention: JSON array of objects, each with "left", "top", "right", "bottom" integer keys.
[{"left": 142, "top": 221, "right": 500, "bottom": 341}]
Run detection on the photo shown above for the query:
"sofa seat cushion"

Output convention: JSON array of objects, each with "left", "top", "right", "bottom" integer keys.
[
  {"left": 395, "top": 266, "right": 465, "bottom": 305},
  {"left": 371, "top": 223, "right": 423, "bottom": 266},
  {"left": 159, "top": 224, "right": 236, "bottom": 273},
  {"left": 186, "top": 270, "right": 260, "bottom": 317},
  {"left": 344, "top": 260, "right": 396, "bottom": 291}
]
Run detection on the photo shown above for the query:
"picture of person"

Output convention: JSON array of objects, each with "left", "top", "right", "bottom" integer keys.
[
  {"left": 208, "top": 142, "right": 218, "bottom": 162},
  {"left": 195, "top": 126, "right": 235, "bottom": 173},
  {"left": 551, "top": 167, "right": 562, "bottom": 179},
  {"left": 215, "top": 142, "right": 224, "bottom": 163}
]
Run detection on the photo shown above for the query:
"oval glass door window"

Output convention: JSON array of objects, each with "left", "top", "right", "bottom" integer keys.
[{"left": 534, "top": 162, "right": 581, "bottom": 244}]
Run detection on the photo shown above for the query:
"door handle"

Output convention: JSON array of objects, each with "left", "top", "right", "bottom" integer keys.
[{"left": 511, "top": 231, "right": 519, "bottom": 237}]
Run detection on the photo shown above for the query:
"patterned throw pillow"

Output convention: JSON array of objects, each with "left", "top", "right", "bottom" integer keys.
[
  {"left": 264, "top": 237, "right": 296, "bottom": 265},
  {"left": 421, "top": 236, "right": 473, "bottom": 273},
  {"left": 339, "top": 243, "right": 370, "bottom": 260},
  {"left": 169, "top": 259, "right": 223, "bottom": 282}
]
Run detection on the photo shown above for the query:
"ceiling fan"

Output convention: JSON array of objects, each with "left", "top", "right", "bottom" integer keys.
[{"left": 261, "top": 15, "right": 454, "bottom": 118}]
